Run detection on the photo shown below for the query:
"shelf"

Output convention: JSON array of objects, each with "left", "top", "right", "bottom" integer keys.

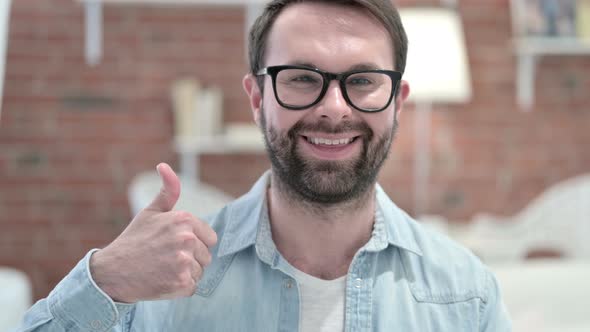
[
  {"left": 509, "top": 0, "right": 590, "bottom": 111},
  {"left": 513, "top": 37, "right": 590, "bottom": 111},
  {"left": 515, "top": 37, "right": 590, "bottom": 55},
  {"left": 173, "top": 124, "right": 265, "bottom": 155},
  {"left": 92, "top": 0, "right": 268, "bottom": 4},
  {"left": 79, "top": 0, "right": 265, "bottom": 66},
  {"left": 172, "top": 124, "right": 265, "bottom": 185}
]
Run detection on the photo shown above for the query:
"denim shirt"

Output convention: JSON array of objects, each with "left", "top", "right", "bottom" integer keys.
[{"left": 18, "top": 171, "right": 511, "bottom": 332}]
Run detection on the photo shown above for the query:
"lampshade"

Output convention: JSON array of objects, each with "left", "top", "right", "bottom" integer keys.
[{"left": 400, "top": 8, "right": 472, "bottom": 103}]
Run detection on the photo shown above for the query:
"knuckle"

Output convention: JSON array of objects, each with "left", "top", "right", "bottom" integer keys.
[
  {"left": 175, "top": 211, "right": 193, "bottom": 221},
  {"left": 177, "top": 232, "right": 197, "bottom": 248},
  {"left": 174, "top": 251, "right": 193, "bottom": 267},
  {"left": 170, "top": 211, "right": 192, "bottom": 227},
  {"left": 163, "top": 219, "right": 183, "bottom": 234}
]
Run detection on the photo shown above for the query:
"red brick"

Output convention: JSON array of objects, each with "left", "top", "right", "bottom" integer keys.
[{"left": 1, "top": 0, "right": 590, "bottom": 301}]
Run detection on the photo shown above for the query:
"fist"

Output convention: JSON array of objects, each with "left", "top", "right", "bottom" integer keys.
[{"left": 90, "top": 163, "right": 218, "bottom": 303}]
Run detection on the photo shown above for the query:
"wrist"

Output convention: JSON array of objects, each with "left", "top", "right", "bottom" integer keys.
[{"left": 89, "top": 249, "right": 135, "bottom": 303}]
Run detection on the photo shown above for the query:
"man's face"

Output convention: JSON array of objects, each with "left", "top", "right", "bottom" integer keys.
[{"left": 244, "top": 3, "right": 410, "bottom": 204}]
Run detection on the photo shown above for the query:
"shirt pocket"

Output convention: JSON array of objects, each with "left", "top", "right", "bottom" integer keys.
[{"left": 408, "top": 285, "right": 483, "bottom": 331}]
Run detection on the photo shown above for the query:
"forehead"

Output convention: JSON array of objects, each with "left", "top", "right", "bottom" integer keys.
[{"left": 265, "top": 2, "right": 394, "bottom": 71}]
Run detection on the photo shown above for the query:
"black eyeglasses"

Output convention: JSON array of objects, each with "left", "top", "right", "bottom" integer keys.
[{"left": 256, "top": 65, "right": 401, "bottom": 113}]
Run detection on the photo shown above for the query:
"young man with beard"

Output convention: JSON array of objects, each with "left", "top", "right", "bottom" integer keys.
[{"left": 18, "top": 0, "right": 511, "bottom": 331}]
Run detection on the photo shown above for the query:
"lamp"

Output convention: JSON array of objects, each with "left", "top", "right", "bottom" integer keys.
[{"left": 399, "top": 7, "right": 472, "bottom": 217}]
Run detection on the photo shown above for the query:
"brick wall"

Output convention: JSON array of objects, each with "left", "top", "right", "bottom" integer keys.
[{"left": 1, "top": 0, "right": 589, "bottom": 300}]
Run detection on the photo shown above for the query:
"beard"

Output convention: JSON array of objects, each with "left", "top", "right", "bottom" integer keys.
[{"left": 260, "top": 107, "right": 398, "bottom": 205}]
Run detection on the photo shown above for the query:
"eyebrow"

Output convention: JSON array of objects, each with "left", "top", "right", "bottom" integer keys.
[{"left": 287, "top": 61, "right": 382, "bottom": 72}]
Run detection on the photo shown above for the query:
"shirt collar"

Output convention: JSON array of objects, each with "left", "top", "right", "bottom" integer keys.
[
  {"left": 367, "top": 184, "right": 423, "bottom": 256},
  {"left": 217, "top": 171, "right": 423, "bottom": 259},
  {"left": 216, "top": 171, "right": 273, "bottom": 260}
]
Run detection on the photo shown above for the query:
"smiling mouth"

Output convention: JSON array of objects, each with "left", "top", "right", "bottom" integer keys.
[{"left": 302, "top": 136, "right": 360, "bottom": 146}]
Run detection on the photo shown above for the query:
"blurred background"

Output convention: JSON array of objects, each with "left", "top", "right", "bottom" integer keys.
[{"left": 0, "top": 0, "right": 589, "bottom": 331}]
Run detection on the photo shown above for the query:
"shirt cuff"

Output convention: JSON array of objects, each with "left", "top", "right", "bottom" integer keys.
[{"left": 47, "top": 249, "right": 135, "bottom": 331}]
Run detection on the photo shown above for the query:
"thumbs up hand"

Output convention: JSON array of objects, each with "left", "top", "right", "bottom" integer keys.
[{"left": 90, "top": 163, "right": 218, "bottom": 303}]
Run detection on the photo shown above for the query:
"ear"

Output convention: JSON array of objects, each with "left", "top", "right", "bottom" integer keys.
[
  {"left": 393, "top": 80, "right": 410, "bottom": 118},
  {"left": 243, "top": 73, "right": 263, "bottom": 127}
]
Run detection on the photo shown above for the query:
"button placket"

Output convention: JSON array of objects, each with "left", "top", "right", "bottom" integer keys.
[
  {"left": 354, "top": 278, "right": 363, "bottom": 288},
  {"left": 278, "top": 276, "right": 299, "bottom": 332}
]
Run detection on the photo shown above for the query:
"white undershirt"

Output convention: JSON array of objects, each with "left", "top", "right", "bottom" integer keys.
[{"left": 288, "top": 266, "right": 347, "bottom": 332}]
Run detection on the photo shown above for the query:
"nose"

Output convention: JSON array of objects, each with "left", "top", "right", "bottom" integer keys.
[{"left": 316, "top": 80, "right": 353, "bottom": 121}]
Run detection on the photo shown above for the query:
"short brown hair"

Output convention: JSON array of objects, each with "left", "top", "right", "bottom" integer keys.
[{"left": 248, "top": 0, "right": 408, "bottom": 84}]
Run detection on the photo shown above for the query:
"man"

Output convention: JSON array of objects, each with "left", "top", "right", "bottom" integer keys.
[{"left": 18, "top": 0, "right": 511, "bottom": 331}]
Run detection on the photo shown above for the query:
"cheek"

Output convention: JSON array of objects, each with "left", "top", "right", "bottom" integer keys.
[
  {"left": 262, "top": 95, "right": 304, "bottom": 132},
  {"left": 364, "top": 111, "right": 395, "bottom": 136}
]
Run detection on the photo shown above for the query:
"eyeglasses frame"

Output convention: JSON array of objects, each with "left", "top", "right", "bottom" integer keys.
[{"left": 256, "top": 65, "right": 402, "bottom": 113}]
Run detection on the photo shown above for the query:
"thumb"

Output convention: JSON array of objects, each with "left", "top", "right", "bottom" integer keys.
[{"left": 146, "top": 163, "right": 181, "bottom": 212}]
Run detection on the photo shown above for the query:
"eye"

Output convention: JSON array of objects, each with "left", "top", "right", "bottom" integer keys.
[
  {"left": 277, "top": 68, "right": 323, "bottom": 87},
  {"left": 347, "top": 76, "right": 373, "bottom": 86},
  {"left": 290, "top": 75, "right": 320, "bottom": 83}
]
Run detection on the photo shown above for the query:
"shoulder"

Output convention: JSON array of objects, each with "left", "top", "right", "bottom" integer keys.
[
  {"left": 374, "top": 184, "right": 494, "bottom": 303},
  {"left": 398, "top": 214, "right": 495, "bottom": 303}
]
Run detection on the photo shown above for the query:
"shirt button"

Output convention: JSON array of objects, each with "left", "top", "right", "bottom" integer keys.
[
  {"left": 90, "top": 320, "right": 102, "bottom": 329},
  {"left": 284, "top": 279, "right": 294, "bottom": 289},
  {"left": 354, "top": 278, "right": 363, "bottom": 288}
]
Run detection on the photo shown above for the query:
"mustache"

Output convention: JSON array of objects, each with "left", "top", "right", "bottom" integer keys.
[{"left": 287, "top": 119, "right": 374, "bottom": 140}]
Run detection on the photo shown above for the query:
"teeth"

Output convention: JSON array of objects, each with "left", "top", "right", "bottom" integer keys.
[{"left": 307, "top": 137, "right": 353, "bottom": 146}]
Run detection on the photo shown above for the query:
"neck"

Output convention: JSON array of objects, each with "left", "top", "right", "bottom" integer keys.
[{"left": 267, "top": 172, "right": 376, "bottom": 280}]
